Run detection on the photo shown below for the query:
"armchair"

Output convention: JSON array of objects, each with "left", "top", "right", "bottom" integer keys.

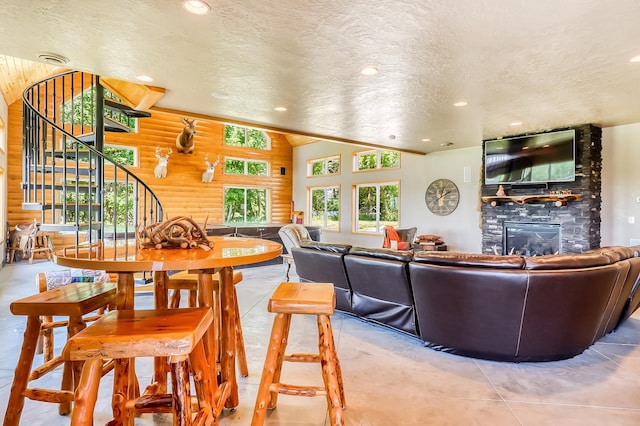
[{"left": 382, "top": 226, "right": 417, "bottom": 251}]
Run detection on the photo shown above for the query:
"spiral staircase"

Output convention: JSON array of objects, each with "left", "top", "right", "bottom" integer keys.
[{"left": 21, "top": 71, "right": 163, "bottom": 247}]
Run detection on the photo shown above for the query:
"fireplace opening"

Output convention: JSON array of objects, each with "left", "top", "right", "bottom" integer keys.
[{"left": 503, "top": 222, "right": 561, "bottom": 256}]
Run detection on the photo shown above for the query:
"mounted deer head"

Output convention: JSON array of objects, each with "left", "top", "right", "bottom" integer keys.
[
  {"left": 201, "top": 154, "right": 221, "bottom": 183},
  {"left": 175, "top": 118, "right": 197, "bottom": 154},
  {"left": 154, "top": 146, "right": 173, "bottom": 179}
]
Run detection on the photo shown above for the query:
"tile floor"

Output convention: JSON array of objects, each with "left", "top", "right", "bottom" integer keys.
[{"left": 1, "top": 259, "right": 640, "bottom": 425}]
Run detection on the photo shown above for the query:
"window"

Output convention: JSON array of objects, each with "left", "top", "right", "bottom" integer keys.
[
  {"left": 224, "top": 157, "right": 269, "bottom": 176},
  {"left": 61, "top": 87, "right": 137, "bottom": 131},
  {"left": 103, "top": 145, "right": 138, "bottom": 167},
  {"left": 354, "top": 181, "right": 399, "bottom": 233},
  {"left": 354, "top": 149, "right": 400, "bottom": 171},
  {"left": 224, "top": 186, "right": 268, "bottom": 223},
  {"left": 309, "top": 186, "right": 340, "bottom": 231},
  {"left": 224, "top": 124, "right": 270, "bottom": 150},
  {"left": 307, "top": 155, "right": 340, "bottom": 177}
]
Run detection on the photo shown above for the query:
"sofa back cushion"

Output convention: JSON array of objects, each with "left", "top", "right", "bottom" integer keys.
[
  {"left": 412, "top": 252, "right": 525, "bottom": 269},
  {"left": 299, "top": 241, "right": 352, "bottom": 254},
  {"left": 524, "top": 253, "right": 610, "bottom": 270},
  {"left": 348, "top": 246, "right": 414, "bottom": 262}
]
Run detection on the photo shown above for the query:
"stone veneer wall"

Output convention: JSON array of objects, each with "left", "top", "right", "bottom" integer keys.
[{"left": 481, "top": 124, "right": 602, "bottom": 255}]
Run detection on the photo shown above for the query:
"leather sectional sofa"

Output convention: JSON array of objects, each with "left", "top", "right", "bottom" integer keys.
[{"left": 291, "top": 243, "right": 640, "bottom": 362}]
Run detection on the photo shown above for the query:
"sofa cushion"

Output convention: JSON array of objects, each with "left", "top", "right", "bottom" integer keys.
[
  {"left": 584, "top": 246, "right": 636, "bottom": 262},
  {"left": 412, "top": 252, "right": 525, "bottom": 269},
  {"left": 300, "top": 241, "right": 352, "bottom": 254},
  {"left": 524, "top": 253, "right": 610, "bottom": 270},
  {"left": 349, "top": 247, "right": 414, "bottom": 262}
]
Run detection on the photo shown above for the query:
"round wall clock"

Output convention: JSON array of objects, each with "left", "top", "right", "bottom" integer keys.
[{"left": 425, "top": 178, "right": 460, "bottom": 216}]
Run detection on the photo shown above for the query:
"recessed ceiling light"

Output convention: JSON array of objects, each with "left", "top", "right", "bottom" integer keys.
[
  {"left": 421, "top": 138, "right": 431, "bottom": 142},
  {"left": 440, "top": 142, "right": 454, "bottom": 147},
  {"left": 631, "top": 55, "right": 640, "bottom": 63},
  {"left": 453, "top": 101, "right": 468, "bottom": 107},
  {"left": 510, "top": 121, "right": 522, "bottom": 126},
  {"left": 183, "top": 0, "right": 211, "bottom": 15},
  {"left": 37, "top": 52, "right": 69, "bottom": 65},
  {"left": 274, "top": 106, "right": 287, "bottom": 112},
  {"left": 388, "top": 134, "right": 396, "bottom": 140},
  {"left": 360, "top": 66, "right": 378, "bottom": 76},
  {"left": 136, "top": 75, "right": 154, "bottom": 82}
]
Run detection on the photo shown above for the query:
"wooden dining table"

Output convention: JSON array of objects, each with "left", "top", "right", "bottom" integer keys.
[{"left": 53, "top": 236, "right": 282, "bottom": 421}]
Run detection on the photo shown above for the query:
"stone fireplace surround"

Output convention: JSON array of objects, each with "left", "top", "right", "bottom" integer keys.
[{"left": 481, "top": 125, "right": 602, "bottom": 255}]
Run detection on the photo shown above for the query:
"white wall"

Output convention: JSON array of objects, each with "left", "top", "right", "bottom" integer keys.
[
  {"left": 602, "top": 123, "right": 640, "bottom": 246},
  {"left": 293, "top": 122, "right": 640, "bottom": 252},
  {"left": 293, "top": 142, "right": 483, "bottom": 252}
]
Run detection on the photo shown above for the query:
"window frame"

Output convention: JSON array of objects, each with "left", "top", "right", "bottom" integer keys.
[
  {"left": 353, "top": 149, "right": 400, "bottom": 172},
  {"left": 223, "top": 156, "right": 269, "bottom": 176},
  {"left": 223, "top": 185, "right": 269, "bottom": 224},
  {"left": 353, "top": 180, "right": 400, "bottom": 234},
  {"left": 308, "top": 185, "right": 340, "bottom": 232},
  {"left": 223, "top": 124, "right": 271, "bottom": 150},
  {"left": 307, "top": 154, "right": 341, "bottom": 177}
]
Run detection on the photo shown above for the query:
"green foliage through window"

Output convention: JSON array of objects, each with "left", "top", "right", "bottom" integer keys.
[
  {"left": 355, "top": 149, "right": 399, "bottom": 171},
  {"left": 60, "top": 87, "right": 136, "bottom": 131},
  {"left": 224, "top": 125, "right": 269, "bottom": 149},
  {"left": 224, "top": 157, "right": 268, "bottom": 176},
  {"left": 355, "top": 182, "right": 399, "bottom": 232},
  {"left": 310, "top": 186, "right": 340, "bottom": 230},
  {"left": 224, "top": 187, "right": 268, "bottom": 223},
  {"left": 103, "top": 145, "right": 136, "bottom": 166},
  {"left": 308, "top": 155, "right": 340, "bottom": 176}
]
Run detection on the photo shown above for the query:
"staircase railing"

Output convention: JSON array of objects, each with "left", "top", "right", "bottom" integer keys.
[{"left": 22, "top": 70, "right": 163, "bottom": 248}]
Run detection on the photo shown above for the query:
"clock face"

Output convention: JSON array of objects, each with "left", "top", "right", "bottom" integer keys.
[{"left": 425, "top": 179, "right": 460, "bottom": 216}]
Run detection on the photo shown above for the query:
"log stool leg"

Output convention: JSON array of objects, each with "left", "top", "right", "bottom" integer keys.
[
  {"left": 71, "top": 359, "right": 103, "bottom": 426},
  {"left": 252, "top": 313, "right": 291, "bottom": 424},
  {"left": 4, "top": 316, "right": 41, "bottom": 426},
  {"left": 318, "top": 314, "right": 346, "bottom": 421}
]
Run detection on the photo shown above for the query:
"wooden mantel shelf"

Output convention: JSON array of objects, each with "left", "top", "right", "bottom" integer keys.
[{"left": 482, "top": 194, "right": 582, "bottom": 207}]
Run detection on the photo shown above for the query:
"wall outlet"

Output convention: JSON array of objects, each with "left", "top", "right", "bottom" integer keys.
[{"left": 630, "top": 216, "right": 635, "bottom": 224}]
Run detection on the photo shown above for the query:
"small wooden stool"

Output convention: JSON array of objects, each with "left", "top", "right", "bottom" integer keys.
[
  {"left": 167, "top": 269, "right": 249, "bottom": 377},
  {"left": 252, "top": 282, "right": 346, "bottom": 426},
  {"left": 4, "top": 281, "right": 117, "bottom": 426},
  {"left": 62, "top": 308, "right": 220, "bottom": 426}
]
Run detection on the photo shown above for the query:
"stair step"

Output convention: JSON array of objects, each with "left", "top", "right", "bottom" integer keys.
[
  {"left": 39, "top": 222, "right": 103, "bottom": 232},
  {"left": 104, "top": 116, "right": 131, "bottom": 133},
  {"left": 45, "top": 150, "right": 93, "bottom": 160},
  {"left": 104, "top": 99, "right": 152, "bottom": 118},
  {"left": 43, "top": 203, "right": 102, "bottom": 211}
]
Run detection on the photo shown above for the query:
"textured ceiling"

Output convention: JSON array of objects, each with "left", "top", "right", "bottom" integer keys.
[{"left": 0, "top": 0, "right": 639, "bottom": 154}]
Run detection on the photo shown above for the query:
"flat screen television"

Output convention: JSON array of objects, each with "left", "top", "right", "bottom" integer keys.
[{"left": 484, "top": 129, "right": 576, "bottom": 185}]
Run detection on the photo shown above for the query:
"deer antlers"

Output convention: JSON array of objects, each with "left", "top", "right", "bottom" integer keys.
[{"left": 136, "top": 216, "right": 213, "bottom": 250}]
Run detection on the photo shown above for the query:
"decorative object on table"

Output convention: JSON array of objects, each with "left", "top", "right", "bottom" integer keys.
[
  {"left": 201, "top": 154, "right": 221, "bottom": 183},
  {"left": 425, "top": 178, "right": 460, "bottom": 216},
  {"left": 416, "top": 234, "right": 445, "bottom": 245},
  {"left": 136, "top": 216, "right": 213, "bottom": 250},
  {"left": 175, "top": 117, "right": 197, "bottom": 154},
  {"left": 496, "top": 184, "right": 506, "bottom": 196},
  {"left": 154, "top": 146, "right": 173, "bottom": 178}
]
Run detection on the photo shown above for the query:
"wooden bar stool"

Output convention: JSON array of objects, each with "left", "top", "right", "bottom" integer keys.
[
  {"left": 167, "top": 269, "right": 249, "bottom": 377},
  {"left": 62, "top": 307, "right": 221, "bottom": 426},
  {"left": 3, "top": 281, "right": 117, "bottom": 426},
  {"left": 252, "top": 282, "right": 346, "bottom": 426}
]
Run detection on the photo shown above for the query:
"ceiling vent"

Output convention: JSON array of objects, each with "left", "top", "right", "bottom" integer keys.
[{"left": 37, "top": 52, "right": 69, "bottom": 65}]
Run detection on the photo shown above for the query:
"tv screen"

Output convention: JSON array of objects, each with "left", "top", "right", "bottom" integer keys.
[{"left": 484, "top": 129, "right": 576, "bottom": 185}]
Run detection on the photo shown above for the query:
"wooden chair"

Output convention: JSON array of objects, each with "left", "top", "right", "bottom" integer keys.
[
  {"left": 167, "top": 269, "right": 249, "bottom": 377},
  {"left": 62, "top": 308, "right": 219, "bottom": 426},
  {"left": 252, "top": 282, "right": 346, "bottom": 426},
  {"left": 3, "top": 281, "right": 117, "bottom": 426}
]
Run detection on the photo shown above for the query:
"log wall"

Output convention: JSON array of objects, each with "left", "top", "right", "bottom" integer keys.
[{"left": 6, "top": 101, "right": 293, "bottom": 247}]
